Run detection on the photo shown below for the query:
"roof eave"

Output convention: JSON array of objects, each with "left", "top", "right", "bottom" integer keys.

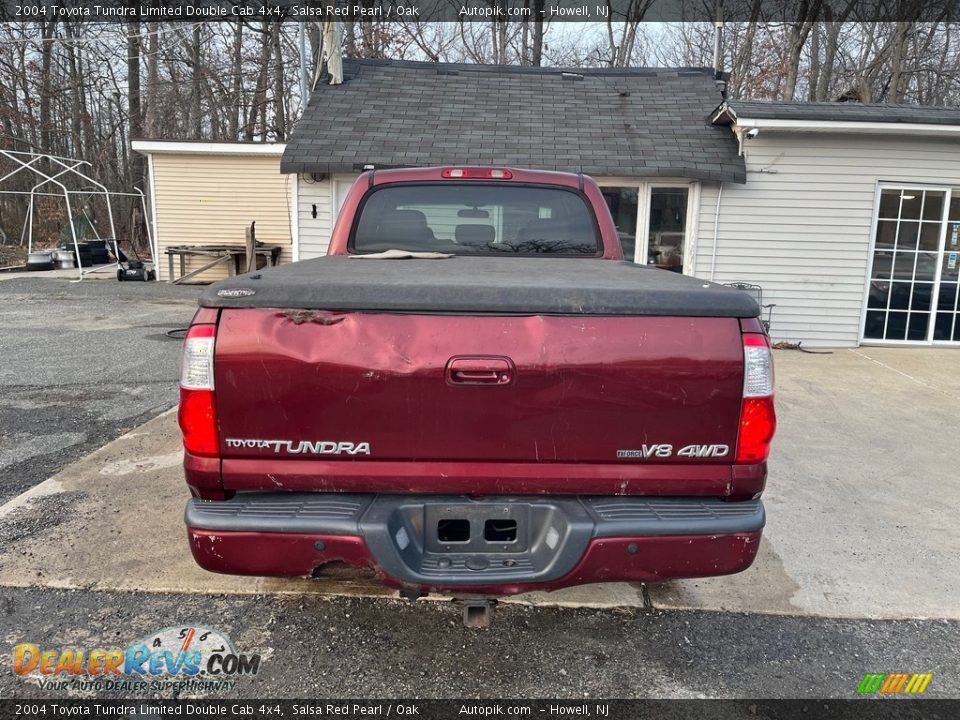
[
  {"left": 282, "top": 160, "right": 745, "bottom": 184},
  {"left": 710, "top": 102, "right": 737, "bottom": 126},
  {"left": 132, "top": 140, "right": 287, "bottom": 156},
  {"left": 723, "top": 117, "right": 960, "bottom": 137}
]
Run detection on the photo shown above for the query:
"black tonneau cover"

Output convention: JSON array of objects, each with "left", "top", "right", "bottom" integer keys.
[{"left": 200, "top": 257, "right": 759, "bottom": 318}]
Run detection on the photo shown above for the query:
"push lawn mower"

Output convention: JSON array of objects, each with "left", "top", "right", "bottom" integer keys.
[{"left": 115, "top": 239, "right": 156, "bottom": 281}]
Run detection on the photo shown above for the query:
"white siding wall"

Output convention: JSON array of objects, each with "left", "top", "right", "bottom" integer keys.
[
  {"left": 297, "top": 176, "right": 333, "bottom": 259},
  {"left": 296, "top": 175, "right": 360, "bottom": 259},
  {"left": 694, "top": 133, "right": 960, "bottom": 347},
  {"left": 150, "top": 152, "right": 293, "bottom": 282}
]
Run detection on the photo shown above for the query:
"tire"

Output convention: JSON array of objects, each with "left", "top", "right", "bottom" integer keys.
[{"left": 117, "top": 269, "right": 124, "bottom": 281}]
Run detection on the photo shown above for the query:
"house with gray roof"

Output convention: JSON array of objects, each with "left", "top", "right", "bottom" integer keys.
[
  {"left": 138, "top": 58, "right": 960, "bottom": 347},
  {"left": 709, "top": 99, "right": 960, "bottom": 346},
  {"left": 287, "top": 58, "right": 745, "bottom": 304}
]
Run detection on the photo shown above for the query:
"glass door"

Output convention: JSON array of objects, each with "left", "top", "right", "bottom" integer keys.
[
  {"left": 647, "top": 187, "right": 689, "bottom": 273},
  {"left": 934, "top": 192, "right": 960, "bottom": 342},
  {"left": 599, "top": 186, "right": 639, "bottom": 261},
  {"left": 863, "top": 187, "right": 959, "bottom": 344},
  {"left": 598, "top": 182, "right": 694, "bottom": 269}
]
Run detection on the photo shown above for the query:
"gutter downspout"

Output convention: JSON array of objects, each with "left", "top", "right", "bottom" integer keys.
[{"left": 710, "top": 182, "right": 724, "bottom": 281}]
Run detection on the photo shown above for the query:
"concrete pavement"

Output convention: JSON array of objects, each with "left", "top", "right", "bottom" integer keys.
[
  {"left": 648, "top": 345, "right": 960, "bottom": 619},
  {"left": 0, "top": 344, "right": 956, "bottom": 620}
]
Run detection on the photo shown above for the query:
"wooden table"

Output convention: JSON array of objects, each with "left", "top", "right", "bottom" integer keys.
[{"left": 165, "top": 244, "right": 282, "bottom": 284}]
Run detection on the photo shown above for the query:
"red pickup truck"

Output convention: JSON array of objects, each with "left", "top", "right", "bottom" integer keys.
[{"left": 179, "top": 167, "right": 775, "bottom": 619}]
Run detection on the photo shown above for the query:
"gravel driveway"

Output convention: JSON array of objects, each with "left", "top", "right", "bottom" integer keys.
[{"left": 0, "top": 277, "right": 201, "bottom": 504}]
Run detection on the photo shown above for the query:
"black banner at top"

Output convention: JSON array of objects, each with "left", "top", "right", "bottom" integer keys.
[{"left": 1, "top": 0, "right": 958, "bottom": 23}]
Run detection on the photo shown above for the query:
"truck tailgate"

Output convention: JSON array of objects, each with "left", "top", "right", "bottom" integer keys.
[{"left": 214, "top": 310, "right": 743, "bottom": 478}]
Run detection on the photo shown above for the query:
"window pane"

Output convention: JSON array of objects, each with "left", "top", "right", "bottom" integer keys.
[
  {"left": 885, "top": 312, "right": 908, "bottom": 340},
  {"left": 911, "top": 283, "right": 933, "bottom": 312},
  {"left": 875, "top": 220, "right": 897, "bottom": 249},
  {"left": 871, "top": 251, "right": 893, "bottom": 280},
  {"left": 922, "top": 191, "right": 945, "bottom": 221},
  {"left": 878, "top": 190, "right": 901, "bottom": 219},
  {"left": 919, "top": 223, "right": 941, "bottom": 252},
  {"left": 942, "top": 253, "right": 960, "bottom": 282},
  {"left": 933, "top": 313, "right": 954, "bottom": 341},
  {"left": 649, "top": 188, "right": 688, "bottom": 273},
  {"left": 600, "top": 187, "right": 638, "bottom": 262},
  {"left": 867, "top": 281, "right": 890, "bottom": 308},
  {"left": 938, "top": 282, "right": 959, "bottom": 311},
  {"left": 915, "top": 253, "right": 938, "bottom": 282},
  {"left": 948, "top": 223, "right": 960, "bottom": 253},
  {"left": 889, "top": 282, "right": 912, "bottom": 310},
  {"left": 897, "top": 221, "right": 920, "bottom": 251},
  {"left": 950, "top": 195, "right": 960, "bottom": 222},
  {"left": 892, "top": 253, "right": 916, "bottom": 281},
  {"left": 907, "top": 313, "right": 930, "bottom": 341},
  {"left": 899, "top": 191, "right": 922, "bottom": 220},
  {"left": 864, "top": 311, "right": 886, "bottom": 339}
]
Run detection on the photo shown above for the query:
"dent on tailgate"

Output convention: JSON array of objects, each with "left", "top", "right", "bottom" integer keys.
[{"left": 212, "top": 308, "right": 744, "bottom": 493}]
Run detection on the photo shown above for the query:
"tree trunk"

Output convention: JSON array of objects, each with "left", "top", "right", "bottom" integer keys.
[
  {"left": 816, "top": 21, "right": 841, "bottom": 100},
  {"left": 64, "top": 23, "right": 83, "bottom": 158},
  {"left": 272, "top": 23, "right": 286, "bottom": 140},
  {"left": 244, "top": 24, "right": 272, "bottom": 142},
  {"left": 229, "top": 22, "right": 244, "bottom": 139},
  {"left": 145, "top": 22, "right": 158, "bottom": 136},
  {"left": 890, "top": 21, "right": 910, "bottom": 103},
  {"left": 782, "top": 0, "right": 822, "bottom": 101},
  {"left": 532, "top": 3, "right": 544, "bottom": 66},
  {"left": 807, "top": 23, "right": 820, "bottom": 101},
  {"left": 191, "top": 24, "right": 202, "bottom": 137},
  {"left": 520, "top": 10, "right": 529, "bottom": 65},
  {"left": 39, "top": 21, "right": 56, "bottom": 167},
  {"left": 127, "top": 20, "right": 144, "bottom": 189}
]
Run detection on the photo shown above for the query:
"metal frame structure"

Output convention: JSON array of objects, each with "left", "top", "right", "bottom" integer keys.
[{"left": 0, "top": 149, "right": 156, "bottom": 281}]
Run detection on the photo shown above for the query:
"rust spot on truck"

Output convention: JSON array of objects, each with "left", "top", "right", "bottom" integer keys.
[
  {"left": 281, "top": 310, "right": 345, "bottom": 326},
  {"left": 311, "top": 560, "right": 380, "bottom": 582}
]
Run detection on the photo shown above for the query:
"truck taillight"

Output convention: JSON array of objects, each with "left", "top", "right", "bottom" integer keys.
[
  {"left": 736, "top": 333, "right": 776, "bottom": 463},
  {"left": 178, "top": 324, "right": 219, "bottom": 457}
]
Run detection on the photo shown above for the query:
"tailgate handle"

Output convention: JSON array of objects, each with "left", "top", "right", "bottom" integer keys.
[{"left": 446, "top": 357, "right": 514, "bottom": 386}]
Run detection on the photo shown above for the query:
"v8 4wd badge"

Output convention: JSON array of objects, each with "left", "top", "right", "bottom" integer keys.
[{"left": 617, "top": 444, "right": 729, "bottom": 459}]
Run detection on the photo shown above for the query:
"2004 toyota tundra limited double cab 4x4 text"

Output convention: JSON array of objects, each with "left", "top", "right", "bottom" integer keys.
[{"left": 178, "top": 167, "right": 776, "bottom": 622}]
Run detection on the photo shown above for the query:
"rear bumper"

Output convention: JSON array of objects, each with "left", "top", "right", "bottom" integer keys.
[{"left": 185, "top": 494, "right": 764, "bottom": 595}]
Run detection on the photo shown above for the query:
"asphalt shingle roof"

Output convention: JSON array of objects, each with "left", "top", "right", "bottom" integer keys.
[
  {"left": 717, "top": 99, "right": 960, "bottom": 126},
  {"left": 281, "top": 59, "right": 746, "bottom": 184}
]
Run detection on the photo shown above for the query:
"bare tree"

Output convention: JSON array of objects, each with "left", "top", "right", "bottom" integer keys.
[{"left": 127, "top": 20, "right": 144, "bottom": 188}]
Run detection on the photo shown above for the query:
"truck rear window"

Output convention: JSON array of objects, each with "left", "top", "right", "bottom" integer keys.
[{"left": 351, "top": 184, "right": 601, "bottom": 256}]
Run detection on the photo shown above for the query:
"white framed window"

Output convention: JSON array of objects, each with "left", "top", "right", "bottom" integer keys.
[
  {"left": 861, "top": 184, "right": 960, "bottom": 345},
  {"left": 595, "top": 178, "right": 700, "bottom": 273}
]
